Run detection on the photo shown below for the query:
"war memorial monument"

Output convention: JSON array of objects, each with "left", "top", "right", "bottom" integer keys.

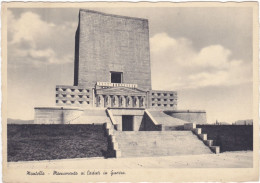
[
  {"left": 4, "top": 5, "right": 256, "bottom": 183},
  {"left": 31, "top": 9, "right": 222, "bottom": 157}
]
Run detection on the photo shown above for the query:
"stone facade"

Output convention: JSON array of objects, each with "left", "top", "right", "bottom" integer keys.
[
  {"left": 55, "top": 85, "right": 178, "bottom": 110},
  {"left": 74, "top": 9, "right": 152, "bottom": 91}
]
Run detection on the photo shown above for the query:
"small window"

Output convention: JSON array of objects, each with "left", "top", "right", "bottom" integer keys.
[
  {"left": 158, "top": 104, "right": 161, "bottom": 106},
  {"left": 170, "top": 99, "right": 174, "bottom": 102},
  {"left": 164, "top": 104, "right": 167, "bottom": 107},
  {"left": 158, "top": 99, "right": 161, "bottom": 101},
  {"left": 111, "top": 72, "right": 122, "bottom": 83},
  {"left": 164, "top": 99, "right": 167, "bottom": 101},
  {"left": 152, "top": 93, "right": 154, "bottom": 95},
  {"left": 170, "top": 94, "right": 173, "bottom": 96},
  {"left": 164, "top": 93, "right": 167, "bottom": 96},
  {"left": 152, "top": 98, "right": 154, "bottom": 101},
  {"left": 170, "top": 104, "right": 173, "bottom": 107},
  {"left": 152, "top": 103, "right": 155, "bottom": 106},
  {"left": 157, "top": 93, "right": 161, "bottom": 96}
]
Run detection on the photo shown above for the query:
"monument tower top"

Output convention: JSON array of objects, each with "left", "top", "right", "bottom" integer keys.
[{"left": 74, "top": 9, "right": 152, "bottom": 91}]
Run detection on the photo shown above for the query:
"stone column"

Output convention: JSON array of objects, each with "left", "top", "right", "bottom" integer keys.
[
  {"left": 133, "top": 96, "right": 137, "bottom": 108},
  {"left": 123, "top": 96, "right": 127, "bottom": 108},
  {"left": 109, "top": 95, "right": 113, "bottom": 107},
  {"left": 140, "top": 97, "right": 144, "bottom": 107},
  {"left": 132, "top": 96, "right": 135, "bottom": 108},
  {"left": 100, "top": 95, "right": 104, "bottom": 107},
  {"left": 130, "top": 96, "right": 133, "bottom": 108},
  {"left": 107, "top": 95, "right": 111, "bottom": 107},
  {"left": 111, "top": 96, "right": 114, "bottom": 107},
  {"left": 104, "top": 95, "right": 108, "bottom": 107},
  {"left": 116, "top": 95, "right": 120, "bottom": 108},
  {"left": 96, "top": 95, "right": 101, "bottom": 107},
  {"left": 112, "top": 95, "right": 117, "bottom": 107},
  {"left": 126, "top": 96, "right": 130, "bottom": 108},
  {"left": 136, "top": 96, "right": 140, "bottom": 108},
  {"left": 92, "top": 88, "right": 95, "bottom": 107},
  {"left": 119, "top": 96, "right": 123, "bottom": 108}
]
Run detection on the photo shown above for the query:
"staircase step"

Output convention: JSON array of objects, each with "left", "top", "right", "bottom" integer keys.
[{"left": 114, "top": 131, "right": 212, "bottom": 157}]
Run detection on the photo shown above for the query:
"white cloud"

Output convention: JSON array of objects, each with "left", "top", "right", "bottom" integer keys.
[
  {"left": 150, "top": 33, "right": 252, "bottom": 90},
  {"left": 8, "top": 10, "right": 76, "bottom": 66},
  {"left": 9, "top": 11, "right": 55, "bottom": 47}
]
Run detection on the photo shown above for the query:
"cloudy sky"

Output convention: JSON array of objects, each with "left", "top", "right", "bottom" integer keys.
[{"left": 7, "top": 7, "right": 253, "bottom": 123}]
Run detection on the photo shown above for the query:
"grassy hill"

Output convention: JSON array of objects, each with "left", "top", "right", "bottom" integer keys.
[{"left": 8, "top": 124, "right": 110, "bottom": 162}]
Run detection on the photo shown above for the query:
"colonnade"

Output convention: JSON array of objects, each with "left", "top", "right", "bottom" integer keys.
[{"left": 96, "top": 95, "right": 145, "bottom": 108}]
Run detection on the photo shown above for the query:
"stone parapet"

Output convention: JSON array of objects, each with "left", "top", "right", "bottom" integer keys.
[
  {"left": 34, "top": 107, "right": 84, "bottom": 124},
  {"left": 164, "top": 110, "right": 207, "bottom": 124},
  {"left": 55, "top": 85, "right": 93, "bottom": 107}
]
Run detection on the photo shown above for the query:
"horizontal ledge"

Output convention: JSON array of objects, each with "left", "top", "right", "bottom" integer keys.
[
  {"left": 108, "top": 107, "right": 145, "bottom": 110},
  {"left": 164, "top": 110, "right": 206, "bottom": 113},
  {"left": 34, "top": 107, "right": 84, "bottom": 111}
]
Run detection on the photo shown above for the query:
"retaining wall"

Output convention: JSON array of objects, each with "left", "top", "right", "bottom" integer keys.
[
  {"left": 197, "top": 125, "right": 253, "bottom": 152},
  {"left": 34, "top": 107, "right": 84, "bottom": 124},
  {"left": 165, "top": 110, "right": 207, "bottom": 124}
]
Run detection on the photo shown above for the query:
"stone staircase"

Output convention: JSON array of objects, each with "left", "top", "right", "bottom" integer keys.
[
  {"left": 184, "top": 123, "right": 220, "bottom": 153},
  {"left": 114, "top": 131, "right": 212, "bottom": 157},
  {"left": 147, "top": 110, "right": 188, "bottom": 130}
]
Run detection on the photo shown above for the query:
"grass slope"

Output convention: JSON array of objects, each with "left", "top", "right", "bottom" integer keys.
[{"left": 8, "top": 124, "right": 109, "bottom": 162}]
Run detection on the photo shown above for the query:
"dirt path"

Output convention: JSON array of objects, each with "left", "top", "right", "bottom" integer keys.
[{"left": 8, "top": 151, "right": 252, "bottom": 168}]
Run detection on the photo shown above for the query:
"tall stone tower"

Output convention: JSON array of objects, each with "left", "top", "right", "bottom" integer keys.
[{"left": 74, "top": 9, "right": 152, "bottom": 91}]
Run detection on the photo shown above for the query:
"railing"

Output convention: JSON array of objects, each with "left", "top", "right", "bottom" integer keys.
[{"left": 96, "top": 82, "right": 138, "bottom": 88}]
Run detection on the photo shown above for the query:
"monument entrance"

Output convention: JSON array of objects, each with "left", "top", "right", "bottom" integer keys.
[{"left": 122, "top": 115, "right": 134, "bottom": 131}]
